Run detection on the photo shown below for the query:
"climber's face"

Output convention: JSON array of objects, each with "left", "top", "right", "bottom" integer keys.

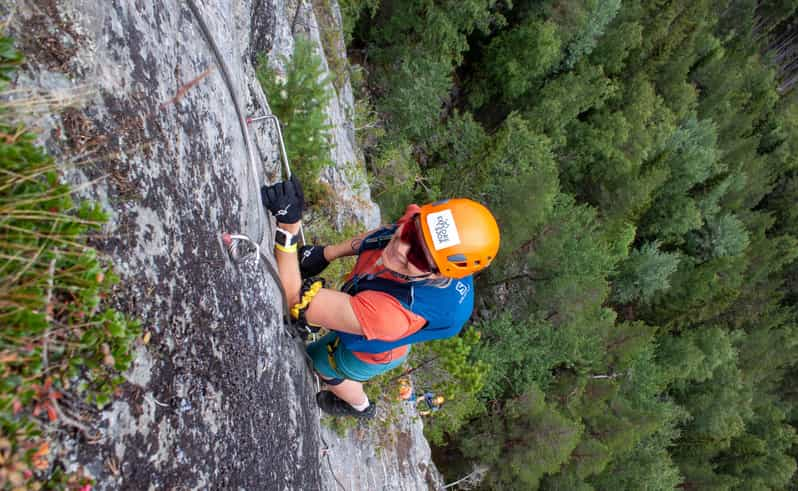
[{"left": 382, "top": 219, "right": 438, "bottom": 279}]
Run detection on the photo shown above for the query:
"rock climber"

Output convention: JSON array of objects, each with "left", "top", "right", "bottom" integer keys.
[
  {"left": 417, "top": 392, "right": 446, "bottom": 416},
  {"left": 260, "top": 175, "right": 500, "bottom": 419}
]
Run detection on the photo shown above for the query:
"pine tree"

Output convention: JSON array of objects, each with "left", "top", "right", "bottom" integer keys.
[
  {"left": 657, "top": 327, "right": 739, "bottom": 389},
  {"left": 462, "top": 385, "right": 582, "bottom": 489},
  {"left": 714, "top": 403, "right": 798, "bottom": 490},
  {"left": 686, "top": 213, "right": 751, "bottom": 261},
  {"left": 256, "top": 37, "right": 333, "bottom": 201},
  {"left": 559, "top": 0, "right": 622, "bottom": 69},
  {"left": 589, "top": 429, "right": 683, "bottom": 490},
  {"left": 480, "top": 19, "right": 562, "bottom": 103},
  {"left": 612, "top": 242, "right": 682, "bottom": 304}
]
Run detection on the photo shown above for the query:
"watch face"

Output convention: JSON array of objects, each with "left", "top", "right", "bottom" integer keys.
[{"left": 275, "top": 228, "right": 297, "bottom": 246}]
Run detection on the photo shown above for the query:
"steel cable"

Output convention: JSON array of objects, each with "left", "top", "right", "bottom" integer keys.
[{"left": 184, "top": 1, "right": 345, "bottom": 490}]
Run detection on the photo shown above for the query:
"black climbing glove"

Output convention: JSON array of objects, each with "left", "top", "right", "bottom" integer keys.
[
  {"left": 298, "top": 245, "right": 330, "bottom": 278},
  {"left": 260, "top": 175, "right": 305, "bottom": 224}
]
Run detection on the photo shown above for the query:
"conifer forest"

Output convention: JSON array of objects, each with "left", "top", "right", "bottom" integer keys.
[{"left": 343, "top": 0, "right": 798, "bottom": 488}]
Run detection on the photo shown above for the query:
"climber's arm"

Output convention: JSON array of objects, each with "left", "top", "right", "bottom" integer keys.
[
  {"left": 296, "top": 227, "right": 379, "bottom": 277},
  {"left": 322, "top": 228, "right": 378, "bottom": 261},
  {"left": 274, "top": 222, "right": 364, "bottom": 335},
  {"left": 261, "top": 176, "right": 367, "bottom": 336}
]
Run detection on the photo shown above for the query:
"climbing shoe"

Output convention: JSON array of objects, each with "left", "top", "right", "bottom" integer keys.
[{"left": 316, "top": 391, "right": 376, "bottom": 419}]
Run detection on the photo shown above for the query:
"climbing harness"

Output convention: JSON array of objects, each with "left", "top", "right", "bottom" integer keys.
[
  {"left": 325, "top": 336, "right": 342, "bottom": 374},
  {"left": 185, "top": 2, "right": 344, "bottom": 489}
]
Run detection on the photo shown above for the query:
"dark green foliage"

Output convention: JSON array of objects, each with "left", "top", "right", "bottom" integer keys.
[
  {"left": 647, "top": 255, "right": 748, "bottom": 326},
  {"left": 407, "top": 328, "right": 490, "bottom": 444},
  {"left": 686, "top": 213, "right": 751, "bottom": 261},
  {"left": 658, "top": 327, "right": 739, "bottom": 388},
  {"left": 363, "top": 0, "right": 500, "bottom": 141},
  {"left": 554, "top": 73, "right": 677, "bottom": 220},
  {"left": 543, "top": 0, "right": 622, "bottom": 69},
  {"left": 589, "top": 430, "right": 683, "bottom": 490},
  {"left": 612, "top": 242, "right": 681, "bottom": 304},
  {"left": 474, "top": 313, "right": 583, "bottom": 400},
  {"left": 426, "top": 110, "right": 488, "bottom": 169},
  {"left": 451, "top": 114, "right": 560, "bottom": 253},
  {"left": 0, "top": 36, "right": 23, "bottom": 86},
  {"left": 472, "top": 19, "right": 562, "bottom": 106},
  {"left": 767, "top": 174, "right": 798, "bottom": 236},
  {"left": 366, "top": 0, "right": 499, "bottom": 65},
  {"left": 716, "top": 403, "right": 798, "bottom": 490},
  {"left": 514, "top": 194, "right": 617, "bottom": 327},
  {"left": 337, "top": 0, "right": 380, "bottom": 43},
  {"left": 256, "top": 37, "right": 334, "bottom": 203},
  {"left": 636, "top": 115, "right": 724, "bottom": 244},
  {"left": 0, "top": 36, "right": 139, "bottom": 487},
  {"left": 524, "top": 62, "right": 618, "bottom": 149},
  {"left": 461, "top": 385, "right": 582, "bottom": 489},
  {"left": 588, "top": 20, "right": 643, "bottom": 75},
  {"left": 374, "top": 54, "right": 453, "bottom": 143},
  {"left": 367, "top": 140, "right": 436, "bottom": 221},
  {"left": 676, "top": 361, "right": 753, "bottom": 455},
  {"left": 343, "top": 0, "right": 798, "bottom": 486}
]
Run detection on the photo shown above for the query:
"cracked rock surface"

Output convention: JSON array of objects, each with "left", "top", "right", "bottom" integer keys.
[
  {"left": 7, "top": 0, "right": 438, "bottom": 489},
  {"left": 10, "top": 0, "right": 320, "bottom": 488}
]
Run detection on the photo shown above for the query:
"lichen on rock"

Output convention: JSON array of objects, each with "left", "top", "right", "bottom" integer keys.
[{"left": 6, "top": 0, "right": 439, "bottom": 488}]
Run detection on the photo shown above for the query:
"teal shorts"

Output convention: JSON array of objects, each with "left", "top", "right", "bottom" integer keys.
[{"left": 306, "top": 332, "right": 408, "bottom": 382}]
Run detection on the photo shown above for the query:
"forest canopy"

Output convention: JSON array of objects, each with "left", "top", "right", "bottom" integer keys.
[{"left": 342, "top": 0, "right": 798, "bottom": 488}]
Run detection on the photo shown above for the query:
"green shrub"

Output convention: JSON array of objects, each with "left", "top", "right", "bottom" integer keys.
[
  {"left": 256, "top": 37, "right": 334, "bottom": 204},
  {"left": 405, "top": 329, "right": 489, "bottom": 444},
  {"left": 338, "top": 0, "right": 380, "bottom": 44},
  {"left": 373, "top": 54, "right": 452, "bottom": 144},
  {"left": 367, "top": 140, "right": 441, "bottom": 221},
  {"left": 0, "top": 37, "right": 23, "bottom": 85},
  {"left": 0, "top": 37, "right": 139, "bottom": 488},
  {"left": 612, "top": 242, "right": 682, "bottom": 304},
  {"left": 353, "top": 88, "right": 385, "bottom": 152}
]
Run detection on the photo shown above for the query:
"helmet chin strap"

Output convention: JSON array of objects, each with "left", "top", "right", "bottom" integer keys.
[
  {"left": 386, "top": 268, "right": 432, "bottom": 282},
  {"left": 375, "top": 256, "right": 433, "bottom": 282}
]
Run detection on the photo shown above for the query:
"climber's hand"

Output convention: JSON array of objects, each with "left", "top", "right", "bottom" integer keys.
[
  {"left": 298, "top": 245, "right": 330, "bottom": 278},
  {"left": 261, "top": 175, "right": 305, "bottom": 225}
]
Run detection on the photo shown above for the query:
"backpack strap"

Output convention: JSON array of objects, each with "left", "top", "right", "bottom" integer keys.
[{"left": 358, "top": 226, "right": 397, "bottom": 252}]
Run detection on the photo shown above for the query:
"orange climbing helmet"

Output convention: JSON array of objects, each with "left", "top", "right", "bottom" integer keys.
[{"left": 417, "top": 199, "right": 500, "bottom": 279}]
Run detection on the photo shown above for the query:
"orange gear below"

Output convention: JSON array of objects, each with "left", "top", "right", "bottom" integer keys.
[
  {"left": 418, "top": 199, "right": 500, "bottom": 279},
  {"left": 399, "top": 385, "right": 413, "bottom": 401}
]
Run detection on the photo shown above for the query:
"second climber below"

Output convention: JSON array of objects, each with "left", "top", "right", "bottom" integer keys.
[{"left": 260, "top": 175, "right": 500, "bottom": 419}]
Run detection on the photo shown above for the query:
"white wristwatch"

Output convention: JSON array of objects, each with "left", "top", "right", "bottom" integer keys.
[{"left": 275, "top": 227, "right": 299, "bottom": 248}]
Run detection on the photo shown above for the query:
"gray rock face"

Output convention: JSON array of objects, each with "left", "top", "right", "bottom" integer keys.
[
  {"left": 8, "top": 0, "right": 436, "bottom": 489},
  {"left": 267, "top": 0, "right": 381, "bottom": 231},
  {"left": 11, "top": 0, "right": 322, "bottom": 488},
  {"left": 319, "top": 405, "right": 445, "bottom": 490}
]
